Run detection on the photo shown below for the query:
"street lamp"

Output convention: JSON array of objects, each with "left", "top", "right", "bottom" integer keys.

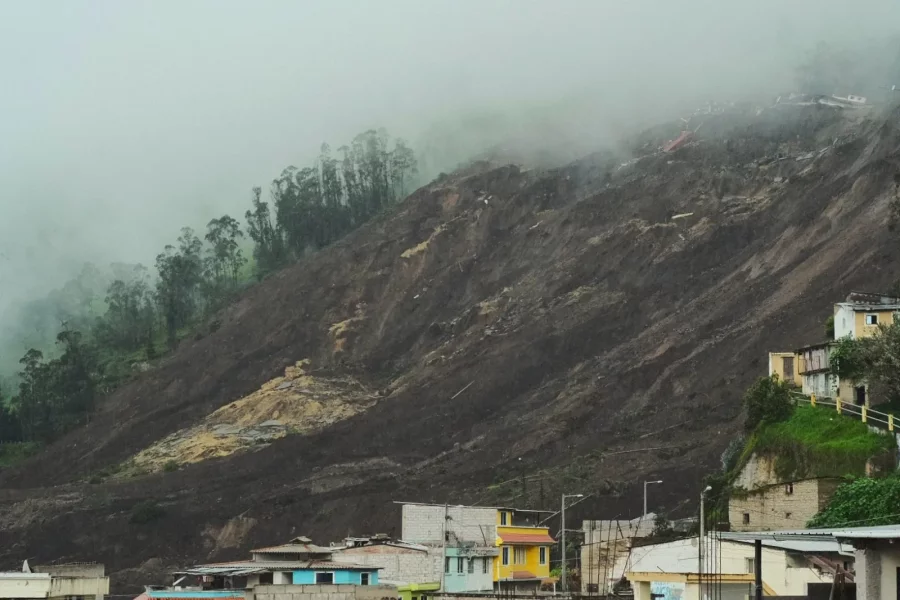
[
  {"left": 699, "top": 485, "right": 712, "bottom": 582},
  {"left": 643, "top": 480, "right": 663, "bottom": 517},
  {"left": 561, "top": 493, "right": 583, "bottom": 594}
]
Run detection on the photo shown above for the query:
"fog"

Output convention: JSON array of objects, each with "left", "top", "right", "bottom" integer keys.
[{"left": 1, "top": 0, "right": 899, "bottom": 321}]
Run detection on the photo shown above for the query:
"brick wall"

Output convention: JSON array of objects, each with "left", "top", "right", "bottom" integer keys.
[
  {"left": 248, "top": 584, "right": 398, "bottom": 600},
  {"left": 729, "top": 479, "right": 838, "bottom": 532},
  {"left": 334, "top": 547, "right": 440, "bottom": 583},
  {"left": 401, "top": 505, "right": 496, "bottom": 545}
]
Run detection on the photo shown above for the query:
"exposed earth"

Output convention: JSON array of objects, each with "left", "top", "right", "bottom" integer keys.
[{"left": 2, "top": 102, "right": 900, "bottom": 592}]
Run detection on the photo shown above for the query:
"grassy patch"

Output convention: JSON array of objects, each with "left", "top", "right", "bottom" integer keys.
[
  {"left": 0, "top": 442, "right": 41, "bottom": 467},
  {"left": 750, "top": 405, "right": 894, "bottom": 479}
]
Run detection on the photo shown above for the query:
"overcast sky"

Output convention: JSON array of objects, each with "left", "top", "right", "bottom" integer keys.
[{"left": 1, "top": 0, "right": 899, "bottom": 311}]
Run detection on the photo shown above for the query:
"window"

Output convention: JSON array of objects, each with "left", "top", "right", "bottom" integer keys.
[
  {"left": 785, "top": 483, "right": 793, "bottom": 495},
  {"left": 540, "top": 547, "right": 547, "bottom": 565},
  {"left": 502, "top": 547, "right": 510, "bottom": 566},
  {"left": 360, "top": 573, "right": 370, "bottom": 586},
  {"left": 514, "top": 547, "right": 526, "bottom": 565},
  {"left": 457, "top": 558, "right": 464, "bottom": 573},
  {"left": 743, "top": 513, "right": 750, "bottom": 525},
  {"left": 445, "top": 558, "right": 451, "bottom": 573},
  {"left": 587, "top": 584, "right": 599, "bottom": 594},
  {"left": 483, "top": 557, "right": 489, "bottom": 574},
  {"left": 866, "top": 314, "right": 878, "bottom": 325},
  {"left": 745, "top": 558, "right": 755, "bottom": 574},
  {"left": 500, "top": 512, "right": 508, "bottom": 526},
  {"left": 468, "top": 558, "right": 474, "bottom": 574},
  {"left": 259, "top": 573, "right": 273, "bottom": 585},
  {"left": 315, "top": 572, "right": 334, "bottom": 584}
]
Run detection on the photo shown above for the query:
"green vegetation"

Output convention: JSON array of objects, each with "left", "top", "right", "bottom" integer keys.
[
  {"left": 828, "top": 321, "right": 900, "bottom": 404},
  {"left": 743, "top": 375, "right": 794, "bottom": 432},
  {"left": 0, "top": 128, "right": 418, "bottom": 451},
  {"left": 748, "top": 405, "right": 894, "bottom": 480},
  {"left": 809, "top": 476, "right": 900, "bottom": 527},
  {"left": 129, "top": 500, "right": 166, "bottom": 524},
  {"left": 0, "top": 442, "right": 41, "bottom": 467},
  {"left": 162, "top": 459, "right": 179, "bottom": 473}
]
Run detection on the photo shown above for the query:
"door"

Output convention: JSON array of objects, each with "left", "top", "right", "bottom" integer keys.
[
  {"left": 783, "top": 357, "right": 794, "bottom": 381},
  {"left": 855, "top": 386, "right": 866, "bottom": 406}
]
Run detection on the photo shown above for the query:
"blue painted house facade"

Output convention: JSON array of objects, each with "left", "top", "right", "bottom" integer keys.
[
  {"left": 178, "top": 537, "right": 382, "bottom": 591},
  {"left": 292, "top": 567, "right": 378, "bottom": 585}
]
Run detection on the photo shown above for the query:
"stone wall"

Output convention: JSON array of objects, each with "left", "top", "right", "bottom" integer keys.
[
  {"left": 728, "top": 478, "right": 838, "bottom": 532},
  {"left": 248, "top": 584, "right": 399, "bottom": 600}
]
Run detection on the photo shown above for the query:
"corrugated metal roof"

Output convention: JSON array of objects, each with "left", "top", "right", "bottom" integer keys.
[
  {"left": 723, "top": 525, "right": 900, "bottom": 542},
  {"left": 181, "top": 560, "right": 379, "bottom": 575},
  {"left": 251, "top": 544, "right": 333, "bottom": 554}
]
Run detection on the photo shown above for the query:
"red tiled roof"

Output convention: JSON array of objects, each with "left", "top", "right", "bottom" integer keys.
[
  {"left": 511, "top": 571, "right": 538, "bottom": 580},
  {"left": 499, "top": 532, "right": 555, "bottom": 545}
]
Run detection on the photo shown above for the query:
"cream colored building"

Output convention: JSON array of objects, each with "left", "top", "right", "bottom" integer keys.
[
  {"left": 728, "top": 453, "right": 840, "bottom": 532},
  {"left": 728, "top": 454, "right": 841, "bottom": 531},
  {"left": 0, "top": 564, "right": 108, "bottom": 600},
  {"left": 833, "top": 292, "right": 900, "bottom": 340},
  {"left": 767, "top": 352, "right": 801, "bottom": 387},
  {"left": 627, "top": 536, "right": 842, "bottom": 600}
]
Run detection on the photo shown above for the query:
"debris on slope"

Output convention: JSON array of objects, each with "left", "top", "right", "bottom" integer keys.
[{"left": 124, "top": 360, "right": 379, "bottom": 474}]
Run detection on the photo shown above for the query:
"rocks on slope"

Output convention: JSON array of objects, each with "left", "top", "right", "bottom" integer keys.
[{"left": 2, "top": 104, "right": 900, "bottom": 590}]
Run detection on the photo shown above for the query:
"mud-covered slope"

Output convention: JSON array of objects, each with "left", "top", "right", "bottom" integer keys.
[{"left": 3, "top": 104, "right": 900, "bottom": 590}]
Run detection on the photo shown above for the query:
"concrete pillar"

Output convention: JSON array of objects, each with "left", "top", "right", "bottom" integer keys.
[
  {"left": 633, "top": 581, "right": 651, "bottom": 600},
  {"left": 855, "top": 544, "right": 882, "bottom": 600}
]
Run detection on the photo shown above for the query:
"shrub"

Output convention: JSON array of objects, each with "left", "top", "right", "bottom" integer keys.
[
  {"left": 743, "top": 375, "right": 794, "bottom": 432},
  {"left": 130, "top": 500, "right": 166, "bottom": 524},
  {"left": 810, "top": 476, "right": 900, "bottom": 527},
  {"left": 162, "top": 460, "right": 179, "bottom": 473}
]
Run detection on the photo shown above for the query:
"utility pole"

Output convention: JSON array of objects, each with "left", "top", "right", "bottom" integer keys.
[
  {"left": 699, "top": 485, "right": 711, "bottom": 589},
  {"left": 643, "top": 480, "right": 662, "bottom": 517},
  {"left": 560, "top": 493, "right": 583, "bottom": 594}
]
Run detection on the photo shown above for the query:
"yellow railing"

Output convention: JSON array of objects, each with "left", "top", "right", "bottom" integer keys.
[{"left": 793, "top": 392, "right": 896, "bottom": 432}]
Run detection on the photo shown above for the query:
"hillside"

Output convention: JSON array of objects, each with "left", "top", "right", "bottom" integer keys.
[{"left": 3, "top": 102, "right": 900, "bottom": 591}]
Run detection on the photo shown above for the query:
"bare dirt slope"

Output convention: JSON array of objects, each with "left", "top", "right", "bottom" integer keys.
[{"left": 2, "top": 104, "right": 900, "bottom": 590}]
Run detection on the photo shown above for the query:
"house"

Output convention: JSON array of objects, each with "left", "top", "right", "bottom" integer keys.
[
  {"left": 627, "top": 535, "right": 845, "bottom": 600},
  {"left": 398, "top": 502, "right": 554, "bottom": 592},
  {"left": 0, "top": 563, "right": 109, "bottom": 600},
  {"left": 580, "top": 515, "right": 656, "bottom": 594},
  {"left": 767, "top": 352, "right": 801, "bottom": 387},
  {"left": 725, "top": 524, "right": 900, "bottom": 600},
  {"left": 172, "top": 536, "right": 390, "bottom": 600},
  {"left": 796, "top": 341, "right": 838, "bottom": 400},
  {"left": 728, "top": 452, "right": 841, "bottom": 532},
  {"left": 834, "top": 292, "right": 900, "bottom": 339},
  {"left": 332, "top": 535, "right": 439, "bottom": 596}
]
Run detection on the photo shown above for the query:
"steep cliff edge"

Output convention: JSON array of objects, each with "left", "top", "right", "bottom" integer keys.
[{"left": 2, "top": 104, "right": 900, "bottom": 590}]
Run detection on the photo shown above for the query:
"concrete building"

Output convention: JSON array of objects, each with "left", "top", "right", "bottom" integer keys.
[
  {"left": 177, "top": 537, "right": 382, "bottom": 590},
  {"left": 627, "top": 535, "right": 844, "bottom": 600},
  {"left": 728, "top": 453, "right": 841, "bottom": 532},
  {"left": 580, "top": 515, "right": 656, "bottom": 594},
  {"left": 0, "top": 563, "right": 109, "bottom": 600},
  {"left": 767, "top": 352, "right": 802, "bottom": 387},
  {"left": 723, "top": 524, "right": 900, "bottom": 600},
  {"left": 398, "top": 502, "right": 553, "bottom": 592},
  {"left": 833, "top": 292, "right": 900, "bottom": 340},
  {"left": 332, "top": 537, "right": 437, "bottom": 586}
]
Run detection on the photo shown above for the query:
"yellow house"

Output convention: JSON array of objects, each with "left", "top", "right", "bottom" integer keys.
[
  {"left": 493, "top": 508, "right": 555, "bottom": 589},
  {"left": 767, "top": 351, "right": 801, "bottom": 386},
  {"left": 833, "top": 292, "right": 900, "bottom": 340}
]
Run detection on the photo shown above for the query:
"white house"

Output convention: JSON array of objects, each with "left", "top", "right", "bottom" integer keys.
[{"left": 626, "top": 535, "right": 843, "bottom": 600}]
